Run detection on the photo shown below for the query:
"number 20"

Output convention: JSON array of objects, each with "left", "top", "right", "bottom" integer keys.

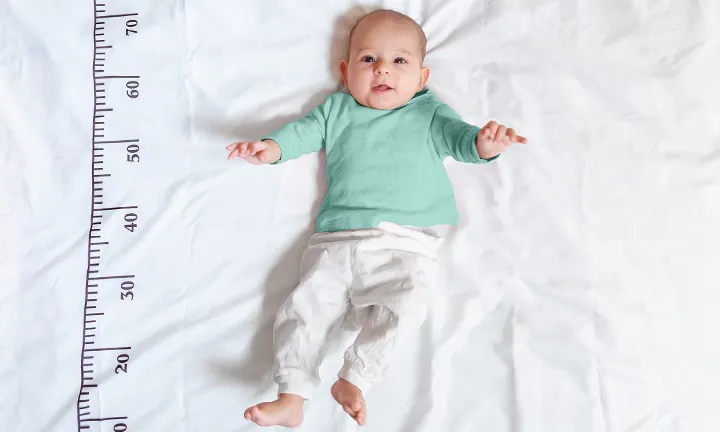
[{"left": 115, "top": 353, "right": 130, "bottom": 374}]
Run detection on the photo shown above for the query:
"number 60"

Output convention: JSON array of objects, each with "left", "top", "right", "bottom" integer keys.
[{"left": 127, "top": 80, "right": 139, "bottom": 99}]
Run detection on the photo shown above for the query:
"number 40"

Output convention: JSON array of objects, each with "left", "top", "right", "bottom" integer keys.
[{"left": 125, "top": 212, "right": 138, "bottom": 232}]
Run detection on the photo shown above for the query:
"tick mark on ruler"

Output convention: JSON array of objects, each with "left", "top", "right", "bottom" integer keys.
[
  {"left": 85, "top": 346, "right": 131, "bottom": 352},
  {"left": 89, "top": 274, "right": 135, "bottom": 280},
  {"left": 97, "top": 75, "right": 140, "bottom": 80},
  {"left": 95, "top": 139, "right": 139, "bottom": 144},
  {"left": 96, "top": 206, "right": 138, "bottom": 212},
  {"left": 97, "top": 12, "right": 138, "bottom": 19},
  {"left": 82, "top": 416, "right": 128, "bottom": 422}
]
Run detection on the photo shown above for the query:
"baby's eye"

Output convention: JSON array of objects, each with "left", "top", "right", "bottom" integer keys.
[
  {"left": 362, "top": 55, "right": 375, "bottom": 63},
  {"left": 394, "top": 57, "right": 408, "bottom": 64}
]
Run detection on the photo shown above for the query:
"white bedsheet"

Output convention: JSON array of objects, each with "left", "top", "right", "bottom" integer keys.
[{"left": 2, "top": 0, "right": 719, "bottom": 431}]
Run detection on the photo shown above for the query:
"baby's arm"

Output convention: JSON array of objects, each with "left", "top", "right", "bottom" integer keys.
[
  {"left": 227, "top": 102, "right": 327, "bottom": 165},
  {"left": 430, "top": 104, "right": 526, "bottom": 162}
]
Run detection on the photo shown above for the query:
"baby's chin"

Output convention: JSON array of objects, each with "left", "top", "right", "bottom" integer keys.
[{"left": 353, "top": 92, "right": 413, "bottom": 110}]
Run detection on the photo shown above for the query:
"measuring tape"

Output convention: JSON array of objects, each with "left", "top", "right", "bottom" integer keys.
[{"left": 76, "top": 2, "right": 141, "bottom": 431}]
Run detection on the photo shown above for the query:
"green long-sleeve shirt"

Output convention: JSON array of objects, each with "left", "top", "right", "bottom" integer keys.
[{"left": 264, "top": 88, "right": 497, "bottom": 233}]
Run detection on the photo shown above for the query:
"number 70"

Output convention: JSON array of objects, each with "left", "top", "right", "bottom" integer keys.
[{"left": 126, "top": 19, "right": 137, "bottom": 36}]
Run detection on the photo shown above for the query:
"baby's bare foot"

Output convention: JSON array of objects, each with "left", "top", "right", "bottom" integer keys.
[
  {"left": 244, "top": 393, "right": 304, "bottom": 428},
  {"left": 331, "top": 378, "right": 366, "bottom": 426}
]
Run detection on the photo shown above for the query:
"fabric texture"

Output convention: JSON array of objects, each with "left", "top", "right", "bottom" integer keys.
[
  {"left": 2, "top": 1, "right": 715, "bottom": 431},
  {"left": 273, "top": 222, "right": 445, "bottom": 398},
  {"left": 263, "top": 89, "right": 496, "bottom": 233}
]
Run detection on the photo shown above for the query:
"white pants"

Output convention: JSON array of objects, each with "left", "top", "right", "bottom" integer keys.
[{"left": 273, "top": 222, "right": 446, "bottom": 399}]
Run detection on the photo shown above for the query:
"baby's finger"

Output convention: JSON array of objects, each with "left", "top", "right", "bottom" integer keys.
[
  {"left": 226, "top": 142, "right": 240, "bottom": 151},
  {"left": 516, "top": 135, "right": 529, "bottom": 144},
  {"left": 494, "top": 125, "right": 507, "bottom": 142},
  {"left": 480, "top": 126, "right": 493, "bottom": 139},
  {"left": 227, "top": 148, "right": 241, "bottom": 160},
  {"left": 507, "top": 128, "right": 517, "bottom": 142},
  {"left": 484, "top": 121, "right": 499, "bottom": 138}
]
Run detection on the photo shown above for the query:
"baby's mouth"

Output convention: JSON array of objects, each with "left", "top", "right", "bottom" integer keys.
[{"left": 372, "top": 84, "right": 393, "bottom": 92}]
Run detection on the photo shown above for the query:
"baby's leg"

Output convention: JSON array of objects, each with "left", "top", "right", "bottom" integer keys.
[
  {"left": 245, "top": 238, "right": 353, "bottom": 427},
  {"left": 333, "top": 228, "right": 441, "bottom": 425}
]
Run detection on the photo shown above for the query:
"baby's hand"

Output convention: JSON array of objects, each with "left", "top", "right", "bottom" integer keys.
[
  {"left": 226, "top": 140, "right": 281, "bottom": 165},
  {"left": 475, "top": 121, "right": 528, "bottom": 160}
]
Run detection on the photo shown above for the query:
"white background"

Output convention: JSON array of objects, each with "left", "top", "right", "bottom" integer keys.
[{"left": 1, "top": 0, "right": 719, "bottom": 431}]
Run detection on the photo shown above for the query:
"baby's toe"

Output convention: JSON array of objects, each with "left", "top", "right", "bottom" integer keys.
[
  {"left": 350, "top": 401, "right": 363, "bottom": 412},
  {"left": 357, "top": 409, "right": 366, "bottom": 426},
  {"left": 343, "top": 404, "right": 356, "bottom": 416},
  {"left": 248, "top": 405, "right": 262, "bottom": 421}
]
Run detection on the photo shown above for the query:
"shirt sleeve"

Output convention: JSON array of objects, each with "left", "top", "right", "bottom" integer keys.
[
  {"left": 262, "top": 102, "right": 327, "bottom": 164},
  {"left": 429, "top": 103, "right": 499, "bottom": 164}
]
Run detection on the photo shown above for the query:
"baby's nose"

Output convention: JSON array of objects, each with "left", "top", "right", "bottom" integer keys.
[{"left": 374, "top": 62, "right": 391, "bottom": 75}]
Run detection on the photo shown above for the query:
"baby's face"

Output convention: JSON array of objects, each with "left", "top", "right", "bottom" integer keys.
[{"left": 341, "top": 18, "right": 429, "bottom": 110}]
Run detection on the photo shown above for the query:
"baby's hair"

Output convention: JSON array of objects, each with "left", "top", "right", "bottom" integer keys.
[{"left": 348, "top": 9, "right": 427, "bottom": 61}]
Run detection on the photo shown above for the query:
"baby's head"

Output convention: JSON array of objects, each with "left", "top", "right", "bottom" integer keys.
[{"left": 340, "top": 10, "right": 430, "bottom": 110}]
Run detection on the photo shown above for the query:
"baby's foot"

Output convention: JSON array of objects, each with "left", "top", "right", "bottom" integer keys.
[
  {"left": 331, "top": 378, "right": 366, "bottom": 426},
  {"left": 244, "top": 393, "right": 304, "bottom": 428}
]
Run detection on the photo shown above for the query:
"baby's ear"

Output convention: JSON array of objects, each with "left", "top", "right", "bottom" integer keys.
[
  {"left": 418, "top": 66, "right": 430, "bottom": 90},
  {"left": 339, "top": 60, "right": 349, "bottom": 87}
]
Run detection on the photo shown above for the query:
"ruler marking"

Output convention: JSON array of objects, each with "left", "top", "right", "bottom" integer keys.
[
  {"left": 89, "top": 274, "right": 135, "bottom": 280},
  {"left": 97, "top": 12, "right": 138, "bottom": 18},
  {"left": 97, "top": 75, "right": 140, "bottom": 80},
  {"left": 96, "top": 206, "right": 138, "bottom": 212},
  {"left": 79, "top": 6, "right": 139, "bottom": 430},
  {"left": 95, "top": 139, "right": 139, "bottom": 144},
  {"left": 85, "top": 346, "right": 131, "bottom": 352},
  {"left": 82, "top": 416, "right": 129, "bottom": 422}
]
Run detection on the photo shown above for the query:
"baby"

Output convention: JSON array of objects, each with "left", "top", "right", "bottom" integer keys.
[{"left": 227, "top": 9, "right": 527, "bottom": 428}]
